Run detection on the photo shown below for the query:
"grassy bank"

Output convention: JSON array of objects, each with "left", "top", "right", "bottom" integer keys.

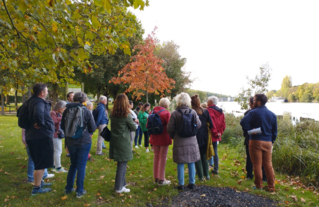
[{"left": 0, "top": 115, "right": 319, "bottom": 206}]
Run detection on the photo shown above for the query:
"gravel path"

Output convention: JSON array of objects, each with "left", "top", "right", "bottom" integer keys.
[{"left": 156, "top": 185, "right": 278, "bottom": 207}]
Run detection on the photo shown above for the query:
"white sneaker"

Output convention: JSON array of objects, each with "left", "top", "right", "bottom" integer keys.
[
  {"left": 158, "top": 180, "right": 171, "bottom": 186},
  {"left": 56, "top": 167, "right": 68, "bottom": 173},
  {"left": 45, "top": 174, "right": 55, "bottom": 179},
  {"left": 140, "top": 145, "right": 142, "bottom": 147},
  {"left": 146, "top": 148, "right": 149, "bottom": 153},
  {"left": 135, "top": 145, "right": 139, "bottom": 148},
  {"left": 115, "top": 187, "right": 130, "bottom": 193}
]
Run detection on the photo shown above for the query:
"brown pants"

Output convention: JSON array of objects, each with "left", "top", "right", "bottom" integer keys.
[{"left": 249, "top": 140, "right": 275, "bottom": 190}]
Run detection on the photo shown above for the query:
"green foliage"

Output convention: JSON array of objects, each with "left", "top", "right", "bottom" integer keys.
[
  {"left": 235, "top": 63, "right": 271, "bottom": 110},
  {"left": 185, "top": 89, "right": 229, "bottom": 103}
]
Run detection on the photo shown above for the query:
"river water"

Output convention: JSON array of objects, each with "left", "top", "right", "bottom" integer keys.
[{"left": 217, "top": 102, "right": 319, "bottom": 121}]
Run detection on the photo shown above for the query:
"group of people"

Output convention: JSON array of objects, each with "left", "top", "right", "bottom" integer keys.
[{"left": 20, "top": 82, "right": 277, "bottom": 198}]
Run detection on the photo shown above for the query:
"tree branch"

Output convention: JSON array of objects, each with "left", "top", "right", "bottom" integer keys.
[{"left": 2, "top": 0, "right": 30, "bottom": 60}]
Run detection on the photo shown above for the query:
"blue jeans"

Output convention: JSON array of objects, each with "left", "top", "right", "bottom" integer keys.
[
  {"left": 65, "top": 143, "right": 91, "bottom": 194},
  {"left": 26, "top": 146, "right": 48, "bottom": 182},
  {"left": 177, "top": 163, "right": 195, "bottom": 185},
  {"left": 208, "top": 156, "right": 214, "bottom": 166},
  {"left": 134, "top": 126, "right": 143, "bottom": 146},
  {"left": 102, "top": 141, "right": 106, "bottom": 148}
]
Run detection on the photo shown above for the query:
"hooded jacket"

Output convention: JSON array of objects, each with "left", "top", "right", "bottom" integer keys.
[
  {"left": 149, "top": 106, "right": 172, "bottom": 146},
  {"left": 25, "top": 96, "right": 54, "bottom": 140},
  {"left": 207, "top": 104, "right": 226, "bottom": 142}
]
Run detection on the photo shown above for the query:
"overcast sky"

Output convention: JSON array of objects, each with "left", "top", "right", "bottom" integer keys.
[{"left": 131, "top": 0, "right": 319, "bottom": 96}]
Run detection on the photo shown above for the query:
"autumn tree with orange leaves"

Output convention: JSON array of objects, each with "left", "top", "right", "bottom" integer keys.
[{"left": 110, "top": 28, "right": 175, "bottom": 102}]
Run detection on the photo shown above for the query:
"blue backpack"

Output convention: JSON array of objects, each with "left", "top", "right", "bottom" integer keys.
[
  {"left": 177, "top": 109, "right": 197, "bottom": 138},
  {"left": 147, "top": 109, "right": 165, "bottom": 135}
]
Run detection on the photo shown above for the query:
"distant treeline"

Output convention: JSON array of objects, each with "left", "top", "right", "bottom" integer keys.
[
  {"left": 185, "top": 89, "right": 230, "bottom": 102},
  {"left": 267, "top": 76, "right": 319, "bottom": 103}
]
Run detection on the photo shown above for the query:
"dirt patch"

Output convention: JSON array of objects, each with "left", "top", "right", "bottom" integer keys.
[{"left": 156, "top": 185, "right": 278, "bottom": 207}]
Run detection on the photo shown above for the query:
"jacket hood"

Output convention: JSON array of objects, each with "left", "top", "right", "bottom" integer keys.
[
  {"left": 66, "top": 102, "right": 82, "bottom": 108},
  {"left": 208, "top": 104, "right": 223, "bottom": 114}
]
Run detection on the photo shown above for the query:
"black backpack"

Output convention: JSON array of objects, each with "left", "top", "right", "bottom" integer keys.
[
  {"left": 147, "top": 109, "right": 165, "bottom": 135},
  {"left": 17, "top": 101, "right": 30, "bottom": 129},
  {"left": 64, "top": 106, "right": 85, "bottom": 139},
  {"left": 177, "top": 109, "right": 197, "bottom": 138}
]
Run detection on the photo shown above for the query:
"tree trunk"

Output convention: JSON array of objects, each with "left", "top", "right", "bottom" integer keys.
[
  {"left": 6, "top": 94, "right": 9, "bottom": 105},
  {"left": 66, "top": 82, "right": 69, "bottom": 100},
  {"left": 97, "top": 86, "right": 101, "bottom": 101},
  {"left": 1, "top": 91, "right": 4, "bottom": 115},
  {"left": 22, "top": 85, "right": 26, "bottom": 103},
  {"left": 52, "top": 84, "right": 59, "bottom": 106},
  {"left": 15, "top": 89, "right": 18, "bottom": 108}
]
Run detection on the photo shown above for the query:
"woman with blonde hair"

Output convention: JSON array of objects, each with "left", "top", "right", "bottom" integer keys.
[
  {"left": 191, "top": 95, "right": 213, "bottom": 181},
  {"left": 109, "top": 94, "right": 136, "bottom": 194},
  {"left": 149, "top": 98, "right": 172, "bottom": 185},
  {"left": 167, "top": 92, "right": 201, "bottom": 190}
]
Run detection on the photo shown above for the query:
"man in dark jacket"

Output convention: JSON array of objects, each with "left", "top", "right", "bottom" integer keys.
[
  {"left": 93, "top": 96, "right": 108, "bottom": 155},
  {"left": 25, "top": 83, "right": 55, "bottom": 195},
  {"left": 243, "top": 97, "right": 267, "bottom": 181},
  {"left": 240, "top": 94, "right": 277, "bottom": 191}
]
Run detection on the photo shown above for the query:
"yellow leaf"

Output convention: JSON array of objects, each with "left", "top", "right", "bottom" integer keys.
[
  {"left": 61, "top": 195, "right": 68, "bottom": 200},
  {"left": 96, "top": 193, "right": 101, "bottom": 196},
  {"left": 84, "top": 204, "right": 91, "bottom": 207},
  {"left": 275, "top": 180, "right": 279, "bottom": 184},
  {"left": 52, "top": 22, "right": 58, "bottom": 33},
  {"left": 240, "top": 176, "right": 245, "bottom": 179},
  {"left": 85, "top": 41, "right": 91, "bottom": 46}
]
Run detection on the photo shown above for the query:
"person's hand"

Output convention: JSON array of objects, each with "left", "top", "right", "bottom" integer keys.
[
  {"left": 217, "top": 133, "right": 221, "bottom": 138},
  {"left": 134, "top": 119, "right": 139, "bottom": 124},
  {"left": 34, "top": 123, "right": 41, "bottom": 129}
]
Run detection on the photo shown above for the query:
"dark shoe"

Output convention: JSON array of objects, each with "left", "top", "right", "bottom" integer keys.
[
  {"left": 66, "top": 154, "right": 70, "bottom": 157},
  {"left": 31, "top": 187, "right": 52, "bottom": 195},
  {"left": 41, "top": 181, "right": 52, "bottom": 187},
  {"left": 177, "top": 185, "right": 184, "bottom": 191},
  {"left": 96, "top": 153, "right": 105, "bottom": 156},
  {"left": 211, "top": 170, "right": 219, "bottom": 174},
  {"left": 247, "top": 175, "right": 254, "bottom": 180},
  {"left": 76, "top": 190, "right": 87, "bottom": 198},
  {"left": 205, "top": 176, "right": 210, "bottom": 181},
  {"left": 102, "top": 146, "right": 106, "bottom": 149},
  {"left": 188, "top": 183, "right": 196, "bottom": 189},
  {"left": 64, "top": 188, "right": 76, "bottom": 194}
]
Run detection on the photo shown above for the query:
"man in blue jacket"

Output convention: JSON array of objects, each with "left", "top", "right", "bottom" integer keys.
[
  {"left": 93, "top": 96, "right": 108, "bottom": 155},
  {"left": 25, "top": 83, "right": 55, "bottom": 195},
  {"left": 240, "top": 94, "right": 277, "bottom": 191}
]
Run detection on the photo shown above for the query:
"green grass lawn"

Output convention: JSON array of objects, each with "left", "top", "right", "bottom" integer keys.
[{"left": 0, "top": 115, "right": 319, "bottom": 206}]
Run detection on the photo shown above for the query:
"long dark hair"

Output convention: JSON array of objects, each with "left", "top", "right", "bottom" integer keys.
[
  {"left": 111, "top": 94, "right": 130, "bottom": 117},
  {"left": 141, "top": 103, "right": 150, "bottom": 112},
  {"left": 191, "top": 94, "right": 203, "bottom": 115}
]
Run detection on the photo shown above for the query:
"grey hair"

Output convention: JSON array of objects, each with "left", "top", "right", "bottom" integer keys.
[
  {"left": 159, "top": 98, "right": 170, "bottom": 108},
  {"left": 54, "top": 100, "right": 67, "bottom": 111},
  {"left": 207, "top": 96, "right": 218, "bottom": 105},
  {"left": 99, "top": 95, "right": 107, "bottom": 102},
  {"left": 175, "top": 92, "right": 191, "bottom": 107},
  {"left": 73, "top": 92, "right": 88, "bottom": 103},
  {"left": 86, "top": 101, "right": 93, "bottom": 107}
]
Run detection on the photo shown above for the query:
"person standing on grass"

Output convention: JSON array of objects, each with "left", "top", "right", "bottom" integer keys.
[
  {"left": 167, "top": 92, "right": 201, "bottom": 190},
  {"left": 24, "top": 83, "right": 55, "bottom": 195},
  {"left": 191, "top": 95, "right": 214, "bottom": 181},
  {"left": 134, "top": 102, "right": 144, "bottom": 148},
  {"left": 85, "top": 101, "right": 94, "bottom": 161},
  {"left": 138, "top": 103, "right": 151, "bottom": 153},
  {"left": 207, "top": 96, "right": 226, "bottom": 175},
  {"left": 242, "top": 97, "right": 267, "bottom": 181},
  {"left": 65, "top": 91, "right": 74, "bottom": 157},
  {"left": 50, "top": 101, "right": 68, "bottom": 173},
  {"left": 129, "top": 100, "right": 139, "bottom": 151},
  {"left": 149, "top": 98, "right": 172, "bottom": 186},
  {"left": 62, "top": 92, "right": 96, "bottom": 198},
  {"left": 240, "top": 94, "right": 277, "bottom": 191},
  {"left": 109, "top": 94, "right": 136, "bottom": 194},
  {"left": 93, "top": 96, "right": 108, "bottom": 155},
  {"left": 22, "top": 129, "right": 54, "bottom": 183}
]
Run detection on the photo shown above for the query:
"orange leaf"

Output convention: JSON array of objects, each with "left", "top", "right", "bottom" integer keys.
[
  {"left": 84, "top": 204, "right": 91, "bottom": 207},
  {"left": 61, "top": 195, "right": 68, "bottom": 200}
]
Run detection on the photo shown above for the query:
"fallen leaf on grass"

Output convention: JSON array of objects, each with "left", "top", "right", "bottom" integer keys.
[
  {"left": 148, "top": 191, "right": 151, "bottom": 194},
  {"left": 20, "top": 165, "right": 26, "bottom": 169},
  {"left": 100, "top": 176, "right": 105, "bottom": 179},
  {"left": 200, "top": 194, "right": 206, "bottom": 197},
  {"left": 289, "top": 195, "right": 298, "bottom": 202},
  {"left": 84, "top": 204, "right": 91, "bottom": 207},
  {"left": 235, "top": 190, "right": 241, "bottom": 193},
  {"left": 300, "top": 197, "right": 305, "bottom": 203},
  {"left": 4, "top": 172, "right": 10, "bottom": 175},
  {"left": 61, "top": 196, "right": 68, "bottom": 200},
  {"left": 96, "top": 193, "right": 101, "bottom": 196},
  {"left": 128, "top": 195, "right": 132, "bottom": 199},
  {"left": 119, "top": 194, "right": 124, "bottom": 197},
  {"left": 10, "top": 196, "right": 17, "bottom": 199},
  {"left": 237, "top": 179, "right": 243, "bottom": 184},
  {"left": 275, "top": 180, "right": 279, "bottom": 184},
  {"left": 24, "top": 198, "right": 28, "bottom": 201},
  {"left": 4, "top": 199, "right": 9, "bottom": 202},
  {"left": 153, "top": 188, "right": 157, "bottom": 191},
  {"left": 240, "top": 176, "right": 245, "bottom": 179},
  {"left": 111, "top": 180, "right": 115, "bottom": 182},
  {"left": 285, "top": 200, "right": 289, "bottom": 204},
  {"left": 244, "top": 188, "right": 250, "bottom": 192}
]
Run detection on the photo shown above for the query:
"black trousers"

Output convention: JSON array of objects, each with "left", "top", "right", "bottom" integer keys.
[{"left": 245, "top": 144, "right": 267, "bottom": 180}]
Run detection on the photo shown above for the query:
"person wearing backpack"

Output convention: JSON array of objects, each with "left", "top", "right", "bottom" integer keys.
[
  {"left": 109, "top": 94, "right": 137, "bottom": 194},
  {"left": 207, "top": 96, "right": 226, "bottom": 175},
  {"left": 20, "top": 83, "right": 55, "bottom": 195},
  {"left": 167, "top": 92, "right": 201, "bottom": 190},
  {"left": 93, "top": 96, "right": 108, "bottom": 155},
  {"left": 191, "top": 95, "right": 214, "bottom": 181},
  {"left": 138, "top": 103, "right": 151, "bottom": 153},
  {"left": 61, "top": 92, "right": 96, "bottom": 198},
  {"left": 149, "top": 98, "right": 172, "bottom": 186}
]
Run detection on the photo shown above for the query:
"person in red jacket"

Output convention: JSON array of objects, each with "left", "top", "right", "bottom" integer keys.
[
  {"left": 207, "top": 96, "right": 226, "bottom": 174},
  {"left": 149, "top": 98, "right": 172, "bottom": 185}
]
